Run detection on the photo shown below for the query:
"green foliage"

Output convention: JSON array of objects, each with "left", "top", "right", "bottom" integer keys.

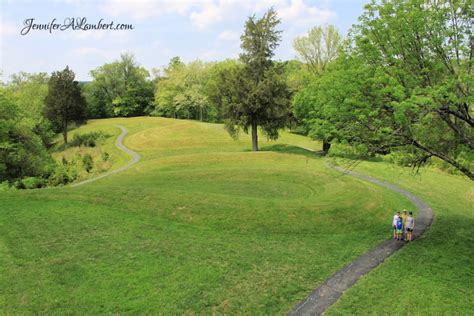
[
  {"left": 7, "top": 72, "right": 55, "bottom": 147},
  {"left": 82, "top": 153, "right": 93, "bottom": 172},
  {"left": 153, "top": 58, "right": 218, "bottom": 122},
  {"left": 296, "top": 0, "right": 473, "bottom": 179},
  {"left": 216, "top": 8, "right": 292, "bottom": 151},
  {"left": 44, "top": 66, "right": 87, "bottom": 145},
  {"left": 0, "top": 89, "right": 53, "bottom": 183},
  {"left": 85, "top": 53, "right": 154, "bottom": 118},
  {"left": 293, "top": 25, "right": 342, "bottom": 74},
  {"left": 350, "top": 0, "right": 473, "bottom": 179},
  {"left": 14, "top": 176, "right": 47, "bottom": 189},
  {"left": 48, "top": 163, "right": 74, "bottom": 186},
  {"left": 69, "top": 131, "right": 107, "bottom": 148}
]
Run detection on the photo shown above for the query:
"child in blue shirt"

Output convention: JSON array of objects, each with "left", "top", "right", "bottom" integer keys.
[{"left": 395, "top": 216, "right": 403, "bottom": 241}]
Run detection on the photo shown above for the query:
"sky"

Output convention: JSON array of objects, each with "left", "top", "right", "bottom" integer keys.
[{"left": 0, "top": 0, "right": 368, "bottom": 81}]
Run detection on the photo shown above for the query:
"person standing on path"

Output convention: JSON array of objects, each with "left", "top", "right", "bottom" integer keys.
[
  {"left": 405, "top": 211, "right": 415, "bottom": 242},
  {"left": 395, "top": 215, "right": 403, "bottom": 241},
  {"left": 401, "top": 209, "right": 408, "bottom": 240},
  {"left": 393, "top": 211, "right": 401, "bottom": 239}
]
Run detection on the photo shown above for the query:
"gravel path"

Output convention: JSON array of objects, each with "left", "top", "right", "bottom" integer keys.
[
  {"left": 288, "top": 164, "right": 433, "bottom": 316},
  {"left": 71, "top": 125, "right": 140, "bottom": 187}
]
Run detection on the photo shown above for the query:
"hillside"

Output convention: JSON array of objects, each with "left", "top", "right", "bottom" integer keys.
[{"left": 0, "top": 117, "right": 471, "bottom": 314}]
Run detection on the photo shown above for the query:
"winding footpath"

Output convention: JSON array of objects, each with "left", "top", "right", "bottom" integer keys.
[
  {"left": 71, "top": 125, "right": 141, "bottom": 187},
  {"left": 288, "top": 165, "right": 433, "bottom": 316}
]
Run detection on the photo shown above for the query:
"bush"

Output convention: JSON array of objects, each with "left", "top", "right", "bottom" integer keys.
[
  {"left": 101, "top": 151, "right": 110, "bottom": 161},
  {"left": 82, "top": 154, "right": 93, "bottom": 173},
  {"left": 48, "top": 164, "right": 74, "bottom": 186},
  {"left": 0, "top": 181, "right": 13, "bottom": 191},
  {"left": 14, "top": 177, "right": 47, "bottom": 189},
  {"left": 70, "top": 131, "right": 107, "bottom": 148}
]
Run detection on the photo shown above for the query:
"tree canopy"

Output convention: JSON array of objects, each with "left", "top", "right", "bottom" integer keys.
[
  {"left": 85, "top": 53, "right": 154, "bottom": 118},
  {"left": 294, "top": 0, "right": 473, "bottom": 179},
  {"left": 44, "top": 66, "right": 87, "bottom": 145},
  {"left": 216, "top": 8, "right": 292, "bottom": 151}
]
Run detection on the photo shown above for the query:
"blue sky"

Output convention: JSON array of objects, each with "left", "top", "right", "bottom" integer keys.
[{"left": 1, "top": 0, "right": 367, "bottom": 81}]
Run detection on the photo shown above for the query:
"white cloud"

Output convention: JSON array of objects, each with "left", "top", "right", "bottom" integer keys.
[
  {"left": 102, "top": 0, "right": 194, "bottom": 20},
  {"left": 217, "top": 30, "right": 239, "bottom": 41},
  {"left": 189, "top": 0, "right": 229, "bottom": 29},
  {"left": 100, "top": 0, "right": 335, "bottom": 31},
  {"left": 277, "top": 0, "right": 335, "bottom": 26}
]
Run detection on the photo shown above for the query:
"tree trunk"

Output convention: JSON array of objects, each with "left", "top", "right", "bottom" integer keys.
[
  {"left": 63, "top": 123, "right": 68, "bottom": 145},
  {"left": 322, "top": 141, "right": 331, "bottom": 155},
  {"left": 251, "top": 120, "right": 259, "bottom": 152}
]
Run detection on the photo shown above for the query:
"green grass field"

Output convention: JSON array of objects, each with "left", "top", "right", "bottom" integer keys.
[{"left": 0, "top": 117, "right": 471, "bottom": 314}]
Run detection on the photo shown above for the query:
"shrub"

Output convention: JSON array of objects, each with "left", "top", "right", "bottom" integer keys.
[
  {"left": 70, "top": 131, "right": 107, "bottom": 148},
  {"left": 101, "top": 151, "right": 110, "bottom": 161},
  {"left": 0, "top": 181, "right": 13, "bottom": 191},
  {"left": 15, "top": 177, "right": 47, "bottom": 189},
  {"left": 82, "top": 154, "right": 93, "bottom": 173},
  {"left": 49, "top": 164, "right": 73, "bottom": 186}
]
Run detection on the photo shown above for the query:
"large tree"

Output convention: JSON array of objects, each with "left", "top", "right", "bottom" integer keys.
[
  {"left": 44, "top": 66, "right": 86, "bottom": 145},
  {"left": 293, "top": 24, "right": 343, "bottom": 153},
  {"left": 154, "top": 58, "right": 216, "bottom": 121},
  {"left": 218, "top": 8, "right": 291, "bottom": 151},
  {"left": 293, "top": 24, "right": 342, "bottom": 75},
  {"left": 296, "top": 0, "right": 473, "bottom": 179},
  {"left": 85, "top": 53, "right": 154, "bottom": 118}
]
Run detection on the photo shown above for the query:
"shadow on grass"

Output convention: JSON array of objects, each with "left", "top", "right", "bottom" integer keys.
[{"left": 259, "top": 144, "right": 325, "bottom": 159}]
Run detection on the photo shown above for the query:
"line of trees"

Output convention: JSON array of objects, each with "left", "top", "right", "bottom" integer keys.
[{"left": 1, "top": 1, "right": 472, "bottom": 186}]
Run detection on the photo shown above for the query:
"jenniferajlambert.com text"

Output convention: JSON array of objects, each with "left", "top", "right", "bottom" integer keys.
[{"left": 21, "top": 17, "right": 134, "bottom": 35}]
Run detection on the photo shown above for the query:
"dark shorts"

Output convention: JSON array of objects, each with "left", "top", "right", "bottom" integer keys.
[{"left": 406, "top": 228, "right": 413, "bottom": 232}]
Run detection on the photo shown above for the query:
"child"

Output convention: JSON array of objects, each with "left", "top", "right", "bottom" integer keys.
[
  {"left": 392, "top": 211, "right": 401, "bottom": 239},
  {"left": 405, "top": 211, "right": 415, "bottom": 242},
  {"left": 395, "top": 215, "right": 403, "bottom": 241},
  {"left": 401, "top": 209, "right": 408, "bottom": 240}
]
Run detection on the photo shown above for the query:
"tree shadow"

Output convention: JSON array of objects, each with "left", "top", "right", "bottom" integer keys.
[{"left": 260, "top": 144, "right": 325, "bottom": 159}]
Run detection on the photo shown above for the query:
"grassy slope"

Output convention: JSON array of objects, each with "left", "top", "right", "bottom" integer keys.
[
  {"left": 0, "top": 117, "right": 416, "bottom": 314},
  {"left": 326, "top": 161, "right": 473, "bottom": 315}
]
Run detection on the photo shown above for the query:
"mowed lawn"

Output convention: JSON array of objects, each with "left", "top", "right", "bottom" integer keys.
[{"left": 1, "top": 117, "right": 425, "bottom": 314}]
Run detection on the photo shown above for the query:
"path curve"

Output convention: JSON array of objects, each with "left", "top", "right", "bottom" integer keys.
[
  {"left": 288, "top": 164, "right": 433, "bottom": 316},
  {"left": 71, "top": 125, "right": 141, "bottom": 187}
]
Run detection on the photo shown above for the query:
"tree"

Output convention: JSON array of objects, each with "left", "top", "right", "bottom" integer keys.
[
  {"left": 0, "top": 88, "right": 52, "bottom": 182},
  {"left": 44, "top": 66, "right": 86, "bottom": 145},
  {"left": 154, "top": 58, "right": 216, "bottom": 121},
  {"left": 8, "top": 72, "right": 54, "bottom": 147},
  {"left": 85, "top": 53, "right": 154, "bottom": 118},
  {"left": 293, "top": 24, "right": 342, "bottom": 153},
  {"left": 294, "top": 53, "right": 402, "bottom": 157},
  {"left": 296, "top": 0, "right": 473, "bottom": 179},
  {"left": 351, "top": 0, "right": 473, "bottom": 179},
  {"left": 293, "top": 25, "right": 342, "bottom": 75},
  {"left": 217, "top": 8, "right": 291, "bottom": 151}
]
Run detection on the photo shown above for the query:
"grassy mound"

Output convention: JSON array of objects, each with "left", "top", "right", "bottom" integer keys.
[{"left": 0, "top": 117, "right": 469, "bottom": 314}]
